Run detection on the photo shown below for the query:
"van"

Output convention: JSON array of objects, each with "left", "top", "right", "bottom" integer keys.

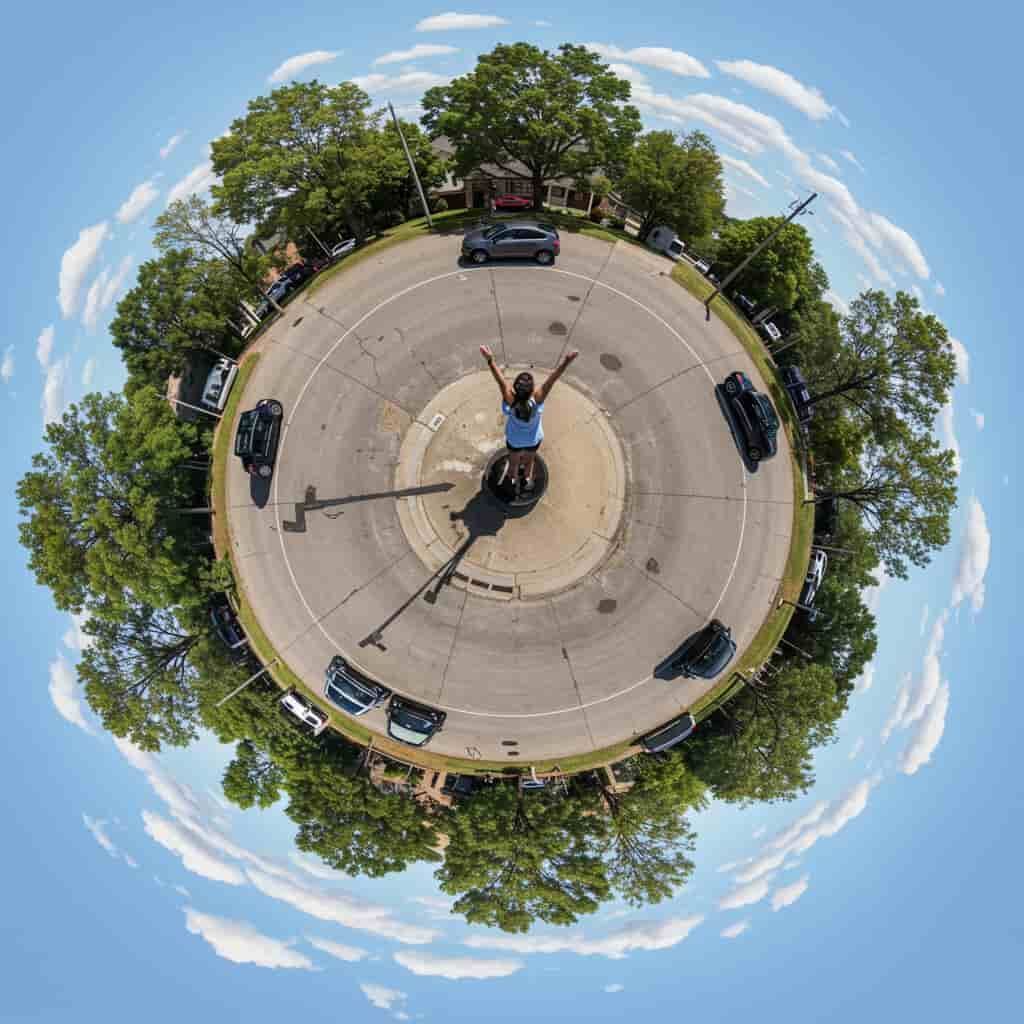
[
  {"left": 200, "top": 357, "right": 238, "bottom": 413},
  {"left": 646, "top": 225, "right": 685, "bottom": 261}
]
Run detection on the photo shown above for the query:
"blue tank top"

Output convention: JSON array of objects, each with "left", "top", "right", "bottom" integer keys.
[{"left": 502, "top": 399, "right": 544, "bottom": 447}]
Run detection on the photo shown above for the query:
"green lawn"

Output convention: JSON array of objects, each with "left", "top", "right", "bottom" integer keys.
[{"left": 209, "top": 214, "right": 813, "bottom": 774}]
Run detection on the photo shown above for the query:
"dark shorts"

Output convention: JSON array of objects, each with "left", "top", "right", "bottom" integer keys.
[{"left": 506, "top": 440, "right": 541, "bottom": 452}]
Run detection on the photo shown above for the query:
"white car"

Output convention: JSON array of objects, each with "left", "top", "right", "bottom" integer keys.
[
  {"left": 759, "top": 320, "right": 782, "bottom": 343},
  {"left": 200, "top": 357, "right": 238, "bottom": 413},
  {"left": 330, "top": 238, "right": 356, "bottom": 259},
  {"left": 800, "top": 550, "right": 828, "bottom": 609},
  {"left": 694, "top": 258, "right": 711, "bottom": 274},
  {"left": 280, "top": 690, "right": 329, "bottom": 737}
]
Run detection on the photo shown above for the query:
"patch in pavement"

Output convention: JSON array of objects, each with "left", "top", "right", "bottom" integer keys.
[
  {"left": 600, "top": 353, "right": 623, "bottom": 372},
  {"left": 646, "top": 558, "right": 660, "bottom": 575},
  {"left": 548, "top": 321, "right": 568, "bottom": 336},
  {"left": 598, "top": 599, "right": 618, "bottom": 614}
]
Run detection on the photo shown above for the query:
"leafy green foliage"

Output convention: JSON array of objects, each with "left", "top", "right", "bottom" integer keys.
[{"left": 422, "top": 43, "right": 641, "bottom": 207}]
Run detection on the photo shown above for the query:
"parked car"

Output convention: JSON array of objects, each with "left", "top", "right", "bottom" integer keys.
[
  {"left": 234, "top": 398, "right": 284, "bottom": 478},
  {"left": 670, "top": 620, "right": 736, "bottom": 679},
  {"left": 279, "top": 262, "right": 314, "bottom": 287},
  {"left": 253, "top": 278, "right": 292, "bottom": 319},
  {"left": 200, "top": 357, "right": 238, "bottom": 413},
  {"left": 461, "top": 221, "right": 560, "bottom": 265},
  {"left": 723, "top": 370, "right": 780, "bottom": 463},
  {"left": 733, "top": 292, "right": 757, "bottom": 316},
  {"left": 279, "top": 690, "right": 329, "bottom": 737},
  {"left": 694, "top": 257, "right": 712, "bottom": 274},
  {"left": 814, "top": 496, "right": 839, "bottom": 540},
  {"left": 387, "top": 695, "right": 446, "bottom": 747},
  {"left": 759, "top": 320, "right": 782, "bottom": 343},
  {"left": 781, "top": 365, "right": 813, "bottom": 425},
  {"left": 646, "top": 224, "right": 685, "bottom": 261},
  {"left": 493, "top": 193, "right": 533, "bottom": 210},
  {"left": 641, "top": 712, "right": 697, "bottom": 754},
  {"left": 441, "top": 773, "right": 480, "bottom": 799},
  {"left": 800, "top": 550, "right": 828, "bottom": 609},
  {"left": 210, "top": 595, "right": 247, "bottom": 655},
  {"left": 323, "top": 655, "right": 391, "bottom": 717},
  {"left": 330, "top": 238, "right": 356, "bottom": 259}
]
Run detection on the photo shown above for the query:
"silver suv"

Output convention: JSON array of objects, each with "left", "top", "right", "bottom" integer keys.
[
  {"left": 323, "top": 656, "right": 391, "bottom": 717},
  {"left": 461, "top": 221, "right": 560, "bottom": 265}
]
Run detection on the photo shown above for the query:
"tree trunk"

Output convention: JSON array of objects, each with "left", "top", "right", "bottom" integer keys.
[{"left": 532, "top": 174, "right": 545, "bottom": 212}]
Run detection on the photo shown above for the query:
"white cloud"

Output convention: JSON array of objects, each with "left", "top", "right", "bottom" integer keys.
[
  {"left": 951, "top": 496, "right": 990, "bottom": 614},
  {"left": 937, "top": 399, "right": 960, "bottom": 474},
  {"left": 160, "top": 131, "right": 186, "bottom": 159},
  {"left": 83, "top": 814, "right": 119, "bottom": 858},
  {"left": 374, "top": 44, "right": 459, "bottom": 65},
  {"left": 464, "top": 915, "right": 702, "bottom": 959},
  {"left": 48, "top": 652, "right": 92, "bottom": 732},
  {"left": 83, "top": 257, "right": 133, "bottom": 332},
  {"left": 949, "top": 336, "right": 969, "bottom": 384},
  {"left": 919, "top": 604, "right": 930, "bottom": 637},
  {"left": 785, "top": 778, "right": 878, "bottom": 858},
  {"left": 142, "top": 811, "right": 248, "bottom": 886},
  {"left": 184, "top": 908, "right": 314, "bottom": 969},
  {"left": 881, "top": 674, "right": 911, "bottom": 743},
  {"left": 840, "top": 149, "right": 864, "bottom": 171},
  {"left": 174, "top": 884, "right": 191, "bottom": 898},
  {"left": 934, "top": 281, "right": 946, "bottom": 297},
  {"left": 351, "top": 71, "right": 450, "bottom": 93},
  {"left": 116, "top": 180, "right": 160, "bottom": 224},
  {"left": 847, "top": 737, "right": 865, "bottom": 761},
  {"left": 288, "top": 852, "right": 348, "bottom": 881},
  {"left": 586, "top": 43, "right": 710, "bottom": 78},
  {"left": 719, "top": 878, "right": 771, "bottom": 910},
  {"left": 0, "top": 344, "right": 13, "bottom": 384},
  {"left": 752, "top": 826, "right": 766, "bottom": 839},
  {"left": 123, "top": 854, "right": 139, "bottom": 869},
  {"left": 900, "top": 682, "right": 950, "bottom": 774},
  {"left": 360, "top": 983, "right": 407, "bottom": 1012},
  {"left": 970, "top": 408, "right": 984, "bottom": 430},
  {"left": 824, "top": 290, "right": 850, "bottom": 317},
  {"left": 268, "top": 50, "right": 340, "bottom": 84},
  {"left": 771, "top": 875, "right": 809, "bottom": 911},
  {"left": 166, "top": 162, "right": 217, "bottom": 206},
  {"left": 816, "top": 152, "right": 840, "bottom": 172},
  {"left": 720, "top": 153, "right": 770, "bottom": 187},
  {"left": 36, "top": 325, "right": 55, "bottom": 368},
  {"left": 82, "top": 357, "right": 96, "bottom": 390},
  {"left": 394, "top": 950, "right": 524, "bottom": 980},
  {"left": 58, "top": 222, "right": 110, "bottom": 317},
  {"left": 854, "top": 661, "right": 875, "bottom": 694},
  {"left": 246, "top": 869, "right": 439, "bottom": 946},
  {"left": 306, "top": 936, "right": 369, "bottom": 962},
  {"left": 720, "top": 921, "right": 749, "bottom": 939},
  {"left": 416, "top": 12, "right": 509, "bottom": 31},
  {"left": 716, "top": 59, "right": 834, "bottom": 120},
  {"left": 411, "top": 896, "right": 455, "bottom": 920},
  {"left": 604, "top": 982, "right": 625, "bottom": 992},
  {"left": 867, "top": 212, "right": 930, "bottom": 278},
  {"left": 534, "top": 19, "right": 551, "bottom": 27},
  {"left": 767, "top": 802, "right": 828, "bottom": 851},
  {"left": 862, "top": 572, "right": 890, "bottom": 614}
]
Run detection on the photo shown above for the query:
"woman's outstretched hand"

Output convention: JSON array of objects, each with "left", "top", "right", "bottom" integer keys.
[
  {"left": 480, "top": 345, "right": 494, "bottom": 362},
  {"left": 564, "top": 350, "right": 579, "bottom": 364}
]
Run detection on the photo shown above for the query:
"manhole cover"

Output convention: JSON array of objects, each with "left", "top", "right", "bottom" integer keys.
[{"left": 598, "top": 599, "right": 617, "bottom": 613}]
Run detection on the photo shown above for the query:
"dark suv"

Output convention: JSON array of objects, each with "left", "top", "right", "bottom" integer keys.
[
  {"left": 641, "top": 712, "right": 697, "bottom": 753},
  {"left": 234, "top": 399, "right": 284, "bottom": 478},
  {"left": 461, "top": 221, "right": 560, "bottom": 265},
  {"left": 387, "top": 695, "right": 447, "bottom": 748},
  {"left": 323, "top": 656, "right": 391, "bottom": 717},
  {"left": 210, "top": 595, "right": 247, "bottom": 656},
  {"left": 723, "top": 371, "right": 779, "bottom": 462},
  {"left": 781, "top": 365, "right": 813, "bottom": 425},
  {"left": 670, "top": 620, "right": 736, "bottom": 679}
]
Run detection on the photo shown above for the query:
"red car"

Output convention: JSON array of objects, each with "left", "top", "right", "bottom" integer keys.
[{"left": 493, "top": 193, "right": 533, "bottom": 210}]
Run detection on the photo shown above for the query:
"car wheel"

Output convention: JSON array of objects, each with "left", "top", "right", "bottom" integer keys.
[
  {"left": 471, "top": 249, "right": 488, "bottom": 264},
  {"left": 748, "top": 446, "right": 762, "bottom": 462},
  {"left": 724, "top": 377, "right": 740, "bottom": 395},
  {"left": 257, "top": 463, "right": 273, "bottom": 479},
  {"left": 266, "top": 400, "right": 284, "bottom": 418},
  {"left": 535, "top": 249, "right": 553, "bottom": 265}
]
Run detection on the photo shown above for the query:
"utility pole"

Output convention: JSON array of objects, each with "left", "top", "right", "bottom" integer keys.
[
  {"left": 216, "top": 658, "right": 279, "bottom": 707},
  {"left": 704, "top": 192, "right": 817, "bottom": 321},
  {"left": 388, "top": 101, "right": 433, "bottom": 229},
  {"left": 306, "top": 226, "right": 331, "bottom": 257}
]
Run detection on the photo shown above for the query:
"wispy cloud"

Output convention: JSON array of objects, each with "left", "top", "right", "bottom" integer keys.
[
  {"left": 720, "top": 920, "right": 750, "bottom": 938},
  {"left": 881, "top": 674, "right": 911, "bottom": 744},
  {"left": 900, "top": 683, "right": 950, "bottom": 775},
  {"left": 142, "top": 810, "right": 248, "bottom": 885},
  {"left": 824, "top": 290, "right": 850, "bottom": 317},
  {"left": 360, "top": 982, "right": 408, "bottom": 1012},
  {"left": 48, "top": 652, "right": 93, "bottom": 732},
  {"left": 847, "top": 737, "right": 865, "bottom": 761},
  {"left": 184, "top": 908, "right": 314, "bottom": 969},
  {"left": 464, "top": 915, "right": 703, "bottom": 959},
  {"left": 116, "top": 180, "right": 160, "bottom": 224},
  {"left": 166, "top": 162, "right": 217, "bottom": 206},
  {"left": 36, "top": 325, "right": 55, "bottom": 368},
  {"left": 720, "top": 153, "right": 770, "bottom": 187},
  {"left": 394, "top": 950, "right": 524, "bottom": 979},
  {"left": 1, "top": 344, "right": 13, "bottom": 383},
  {"left": 604, "top": 982, "right": 625, "bottom": 992},
  {"left": 160, "top": 131, "right": 187, "bottom": 159},
  {"left": 719, "top": 877, "right": 772, "bottom": 910},
  {"left": 937, "top": 399, "right": 960, "bottom": 474},
  {"left": 306, "top": 936, "right": 369, "bottom": 962},
  {"left": 83, "top": 814, "right": 120, "bottom": 857},
  {"left": 58, "top": 222, "right": 110, "bottom": 317},
  {"left": 82, "top": 357, "right": 96, "bottom": 389},
  {"left": 949, "top": 336, "right": 969, "bottom": 384},
  {"left": 716, "top": 59, "right": 835, "bottom": 120},
  {"left": 586, "top": 43, "right": 710, "bottom": 78},
  {"left": 351, "top": 71, "right": 450, "bottom": 93},
  {"left": 970, "top": 408, "right": 984, "bottom": 430},
  {"left": 268, "top": 50, "right": 340, "bottom": 84},
  {"left": 934, "top": 280, "right": 946, "bottom": 297},
  {"left": 840, "top": 149, "right": 864, "bottom": 171},
  {"left": 374, "top": 44, "right": 458, "bottom": 65},
  {"left": 816, "top": 152, "right": 840, "bottom": 172},
  {"left": 951, "top": 496, "right": 990, "bottom": 614},
  {"left": 41, "top": 355, "right": 70, "bottom": 425},
  {"left": 416, "top": 12, "right": 509, "bottom": 31},
  {"left": 82, "top": 256, "right": 133, "bottom": 331},
  {"left": 771, "top": 875, "right": 809, "bottom": 911}
]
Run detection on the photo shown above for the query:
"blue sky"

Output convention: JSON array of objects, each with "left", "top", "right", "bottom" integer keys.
[{"left": 1, "top": 3, "right": 1012, "bottom": 1021}]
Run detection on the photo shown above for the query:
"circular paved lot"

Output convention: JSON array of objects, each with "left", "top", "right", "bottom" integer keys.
[{"left": 225, "top": 232, "right": 794, "bottom": 762}]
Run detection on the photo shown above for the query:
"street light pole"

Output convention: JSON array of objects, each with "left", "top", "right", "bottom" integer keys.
[
  {"left": 388, "top": 101, "right": 433, "bottom": 229},
  {"left": 704, "top": 192, "right": 817, "bottom": 321}
]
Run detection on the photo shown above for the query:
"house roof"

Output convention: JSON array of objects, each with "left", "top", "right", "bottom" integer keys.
[{"left": 430, "top": 136, "right": 592, "bottom": 189}]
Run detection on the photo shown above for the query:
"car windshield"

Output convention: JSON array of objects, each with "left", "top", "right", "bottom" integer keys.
[
  {"left": 695, "top": 633, "right": 733, "bottom": 675},
  {"left": 234, "top": 412, "right": 258, "bottom": 454},
  {"left": 391, "top": 705, "right": 433, "bottom": 736},
  {"left": 388, "top": 721, "right": 430, "bottom": 745},
  {"left": 756, "top": 397, "right": 779, "bottom": 431},
  {"left": 324, "top": 681, "right": 366, "bottom": 715},
  {"left": 646, "top": 715, "right": 695, "bottom": 749}
]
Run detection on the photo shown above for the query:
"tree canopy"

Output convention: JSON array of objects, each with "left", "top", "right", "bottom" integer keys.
[{"left": 422, "top": 43, "right": 641, "bottom": 208}]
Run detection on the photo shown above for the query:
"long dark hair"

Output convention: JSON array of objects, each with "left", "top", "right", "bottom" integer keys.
[{"left": 513, "top": 372, "right": 534, "bottom": 421}]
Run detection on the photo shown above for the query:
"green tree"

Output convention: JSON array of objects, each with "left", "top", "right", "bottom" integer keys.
[
  {"left": 111, "top": 249, "right": 249, "bottom": 391},
  {"left": 17, "top": 388, "right": 205, "bottom": 614},
  {"left": 436, "top": 783, "right": 610, "bottom": 932},
  {"left": 684, "top": 662, "right": 843, "bottom": 804},
  {"left": 713, "top": 216, "right": 817, "bottom": 312},
  {"left": 222, "top": 739, "right": 287, "bottom": 809},
  {"left": 76, "top": 597, "right": 203, "bottom": 750},
  {"left": 422, "top": 43, "right": 641, "bottom": 210},
  {"left": 617, "top": 130, "right": 725, "bottom": 241}
]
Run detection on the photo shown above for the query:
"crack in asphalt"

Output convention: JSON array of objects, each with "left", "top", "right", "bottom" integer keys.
[
  {"left": 488, "top": 269, "right": 508, "bottom": 365},
  {"left": 609, "top": 350, "right": 745, "bottom": 415},
  {"left": 436, "top": 586, "right": 469, "bottom": 705},
  {"left": 548, "top": 598, "right": 598, "bottom": 750},
  {"left": 554, "top": 241, "right": 617, "bottom": 366},
  {"left": 624, "top": 553, "right": 706, "bottom": 620}
]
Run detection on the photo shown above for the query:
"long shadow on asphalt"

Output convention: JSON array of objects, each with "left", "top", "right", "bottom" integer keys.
[
  {"left": 279, "top": 483, "right": 455, "bottom": 533},
  {"left": 714, "top": 383, "right": 761, "bottom": 475},
  {"left": 356, "top": 486, "right": 508, "bottom": 652}
]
